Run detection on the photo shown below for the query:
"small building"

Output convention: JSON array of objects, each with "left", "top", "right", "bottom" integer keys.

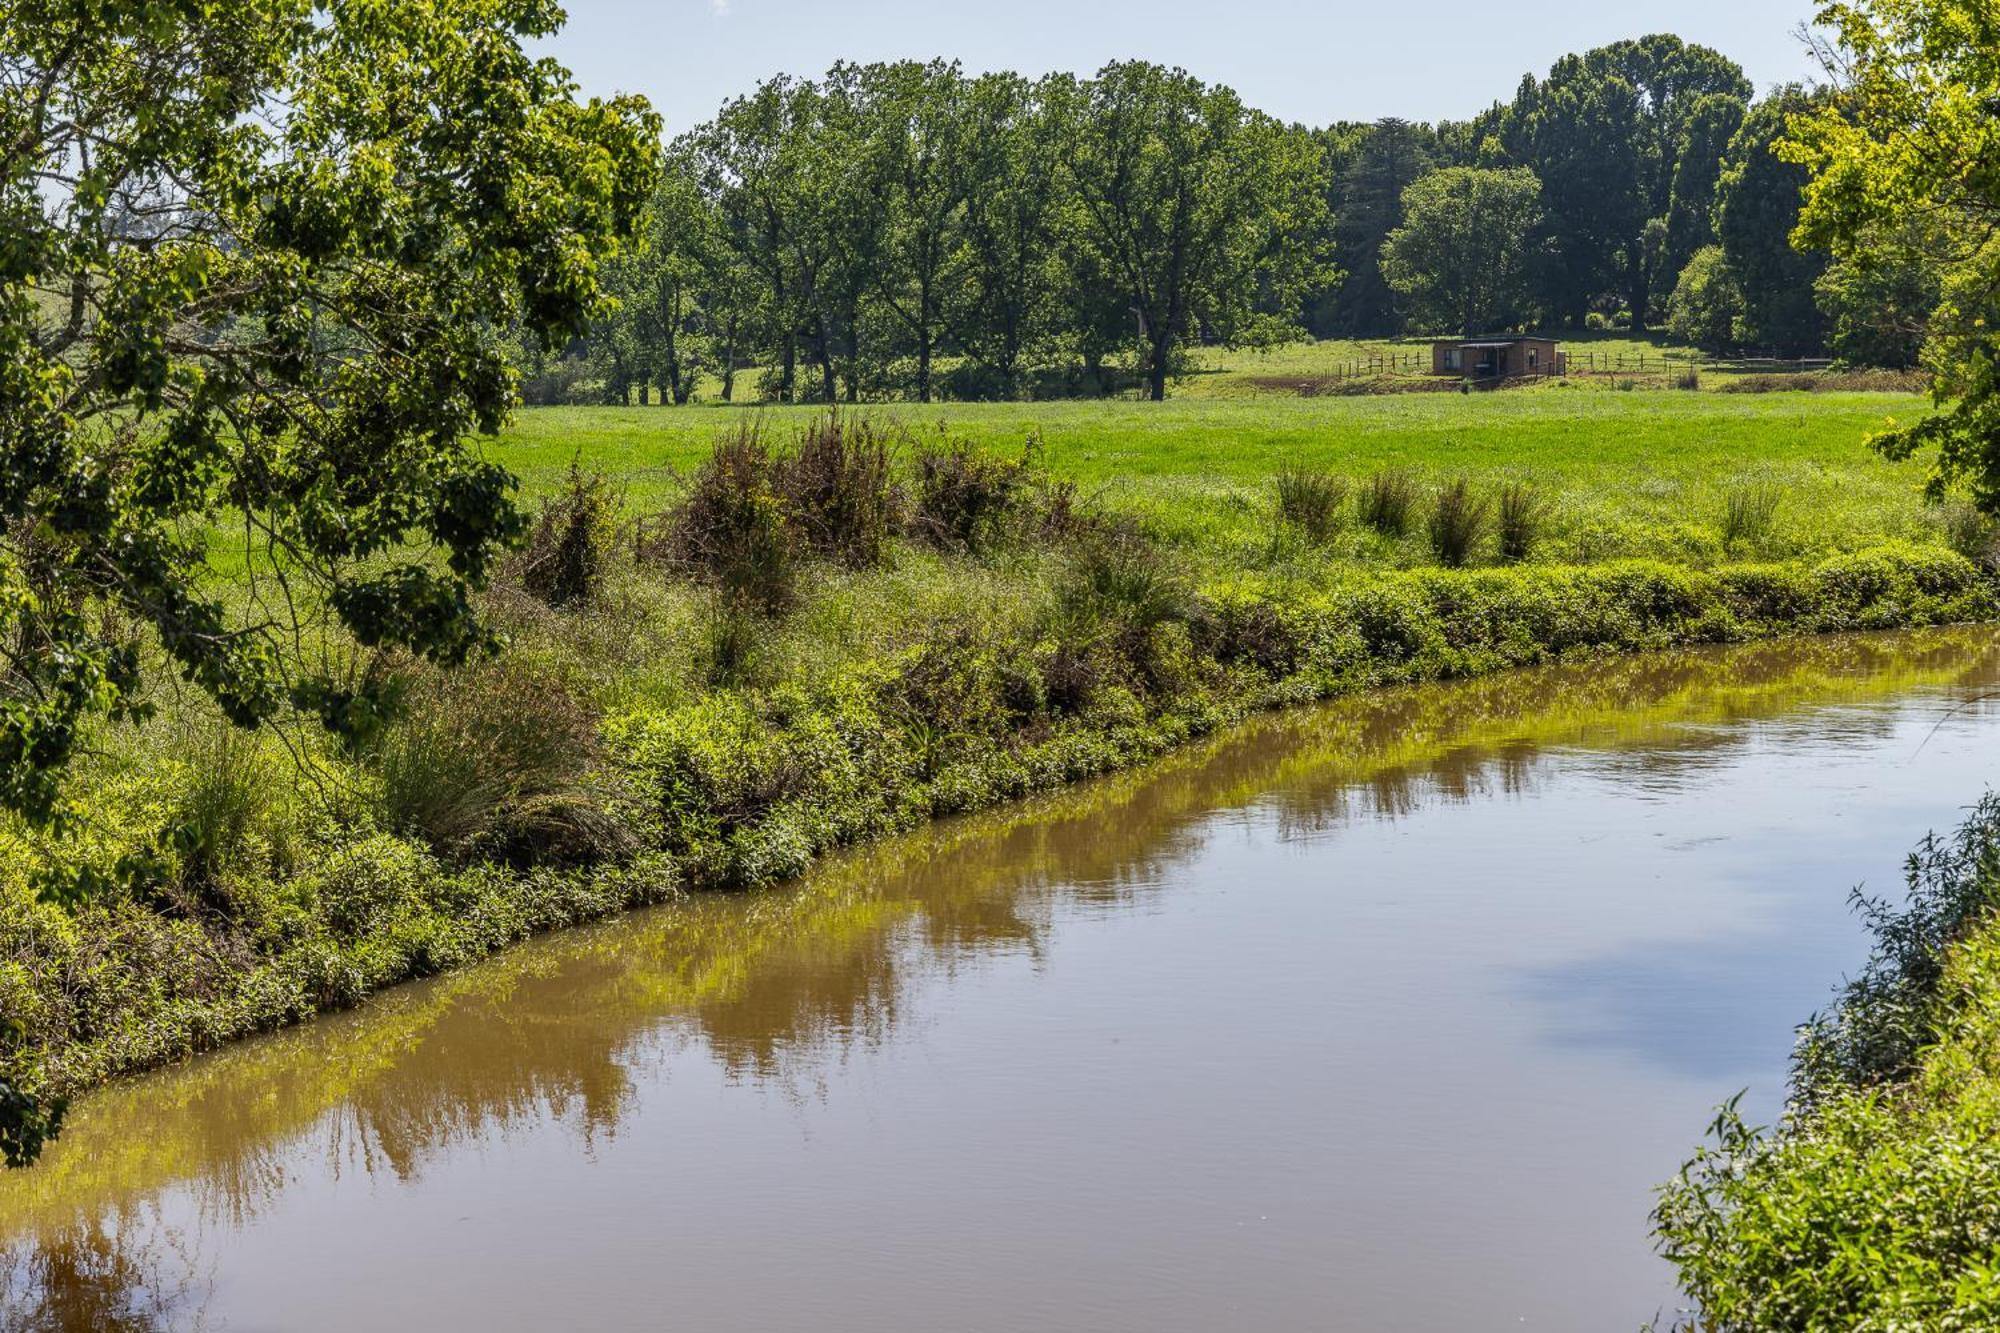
[{"left": 1430, "top": 336, "right": 1564, "bottom": 380}]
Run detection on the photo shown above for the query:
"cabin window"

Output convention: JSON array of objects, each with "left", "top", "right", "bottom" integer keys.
[
  {"left": 1444, "top": 348, "right": 1461, "bottom": 371},
  {"left": 1528, "top": 348, "right": 1538, "bottom": 369}
]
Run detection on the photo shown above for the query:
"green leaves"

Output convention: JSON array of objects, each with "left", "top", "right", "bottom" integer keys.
[{"left": 0, "top": 0, "right": 659, "bottom": 843}]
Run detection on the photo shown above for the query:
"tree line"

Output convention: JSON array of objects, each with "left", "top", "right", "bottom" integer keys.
[{"left": 523, "top": 35, "right": 1913, "bottom": 406}]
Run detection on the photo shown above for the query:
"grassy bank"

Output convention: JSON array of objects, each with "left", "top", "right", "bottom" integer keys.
[{"left": 1, "top": 399, "right": 1991, "bottom": 1154}]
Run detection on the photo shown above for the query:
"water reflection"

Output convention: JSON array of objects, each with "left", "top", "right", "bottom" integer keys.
[{"left": 3, "top": 627, "right": 1998, "bottom": 1331}]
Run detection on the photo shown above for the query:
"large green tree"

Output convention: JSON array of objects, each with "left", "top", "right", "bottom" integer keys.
[
  {"left": 1327, "top": 118, "right": 1437, "bottom": 335},
  {"left": 0, "top": 0, "right": 657, "bottom": 1161},
  {"left": 1381, "top": 167, "right": 1545, "bottom": 336},
  {"left": 1719, "top": 89, "right": 1831, "bottom": 355},
  {"left": 1785, "top": 0, "right": 2000, "bottom": 506},
  {"left": 1057, "top": 62, "right": 1330, "bottom": 401}
]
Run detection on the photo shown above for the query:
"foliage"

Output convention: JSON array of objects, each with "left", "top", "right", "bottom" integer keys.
[
  {"left": 1666, "top": 246, "right": 1747, "bottom": 352},
  {"left": 1718, "top": 90, "right": 1829, "bottom": 354},
  {"left": 773, "top": 414, "right": 902, "bottom": 568},
  {"left": 659, "top": 428, "right": 798, "bottom": 613},
  {"left": 1655, "top": 797, "right": 2000, "bottom": 1332},
  {"left": 0, "top": 0, "right": 659, "bottom": 832},
  {"left": 1057, "top": 63, "right": 1333, "bottom": 400},
  {"left": 1784, "top": 0, "right": 2000, "bottom": 521},
  {"left": 911, "top": 438, "right": 1033, "bottom": 552},
  {"left": 1382, "top": 167, "right": 1545, "bottom": 335}
]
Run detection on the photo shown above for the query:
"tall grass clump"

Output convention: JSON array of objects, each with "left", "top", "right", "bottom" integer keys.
[
  {"left": 774, "top": 414, "right": 901, "bottom": 568},
  {"left": 1274, "top": 465, "right": 1348, "bottom": 544},
  {"left": 1495, "top": 482, "right": 1546, "bottom": 563},
  {"left": 1427, "top": 478, "right": 1490, "bottom": 567},
  {"left": 372, "top": 663, "right": 626, "bottom": 866},
  {"left": 164, "top": 722, "right": 279, "bottom": 908},
  {"left": 516, "top": 461, "right": 620, "bottom": 608},
  {"left": 1357, "top": 469, "right": 1417, "bottom": 537},
  {"left": 656, "top": 425, "right": 797, "bottom": 614},
  {"left": 1721, "top": 480, "right": 1782, "bottom": 550},
  {"left": 911, "top": 437, "right": 1032, "bottom": 553}
]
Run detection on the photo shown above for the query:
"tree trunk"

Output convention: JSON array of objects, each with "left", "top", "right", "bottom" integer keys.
[{"left": 721, "top": 313, "right": 738, "bottom": 403}]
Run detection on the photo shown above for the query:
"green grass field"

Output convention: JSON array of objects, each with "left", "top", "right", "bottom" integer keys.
[{"left": 496, "top": 389, "right": 1945, "bottom": 567}]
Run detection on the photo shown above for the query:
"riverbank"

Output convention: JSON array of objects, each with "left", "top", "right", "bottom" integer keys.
[
  {"left": 1655, "top": 793, "right": 2000, "bottom": 1328},
  {"left": 1, "top": 406, "right": 1992, "bottom": 1163}
]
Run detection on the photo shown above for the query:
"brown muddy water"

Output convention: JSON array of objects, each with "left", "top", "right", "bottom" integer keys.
[{"left": 7, "top": 628, "right": 2000, "bottom": 1332}]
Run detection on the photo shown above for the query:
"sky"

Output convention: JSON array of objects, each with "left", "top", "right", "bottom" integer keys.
[{"left": 540, "top": 0, "right": 1830, "bottom": 136}]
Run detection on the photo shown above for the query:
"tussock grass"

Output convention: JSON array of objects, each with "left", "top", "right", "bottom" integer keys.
[
  {"left": 1427, "top": 479, "right": 1490, "bottom": 568},
  {"left": 1358, "top": 469, "right": 1418, "bottom": 538}
]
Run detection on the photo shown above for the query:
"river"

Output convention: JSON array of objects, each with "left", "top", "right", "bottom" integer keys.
[{"left": 5, "top": 627, "right": 2000, "bottom": 1331}]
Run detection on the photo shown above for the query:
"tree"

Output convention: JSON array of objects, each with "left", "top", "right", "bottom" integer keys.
[
  {"left": 1814, "top": 226, "right": 1943, "bottom": 370},
  {"left": 1717, "top": 90, "right": 1829, "bottom": 355},
  {"left": 954, "top": 72, "right": 1070, "bottom": 397},
  {"left": 862, "top": 60, "right": 973, "bottom": 404},
  {"left": 1659, "top": 92, "right": 1750, "bottom": 312},
  {"left": 1785, "top": 0, "right": 2000, "bottom": 507},
  {"left": 1665, "top": 245, "right": 1746, "bottom": 352},
  {"left": 1503, "top": 37, "right": 1749, "bottom": 329},
  {"left": 1058, "top": 62, "right": 1330, "bottom": 401},
  {"left": 1327, "top": 119, "right": 1436, "bottom": 335},
  {"left": 1381, "top": 167, "right": 1545, "bottom": 336}
]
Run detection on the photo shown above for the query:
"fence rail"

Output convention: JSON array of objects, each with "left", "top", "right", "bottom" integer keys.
[{"left": 1321, "top": 349, "right": 1835, "bottom": 384}]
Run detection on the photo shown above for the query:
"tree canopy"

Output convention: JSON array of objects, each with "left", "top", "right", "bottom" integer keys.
[
  {"left": 0, "top": 0, "right": 657, "bottom": 836},
  {"left": 1785, "top": 0, "right": 2000, "bottom": 508},
  {"left": 1381, "top": 167, "right": 1545, "bottom": 336}
]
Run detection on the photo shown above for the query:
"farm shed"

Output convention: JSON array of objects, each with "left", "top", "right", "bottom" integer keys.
[{"left": 1431, "top": 336, "right": 1564, "bottom": 380}]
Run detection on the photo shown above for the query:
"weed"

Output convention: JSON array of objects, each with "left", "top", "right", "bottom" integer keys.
[
  {"left": 1937, "top": 500, "right": 2000, "bottom": 570},
  {"left": 1721, "top": 480, "right": 1782, "bottom": 550},
  {"left": 1358, "top": 469, "right": 1418, "bottom": 537},
  {"left": 515, "top": 460, "right": 620, "bottom": 608},
  {"left": 774, "top": 414, "right": 901, "bottom": 568},
  {"left": 372, "top": 663, "right": 620, "bottom": 865},
  {"left": 1427, "top": 478, "right": 1491, "bottom": 567},
  {"left": 1495, "top": 482, "right": 1546, "bottom": 563},
  {"left": 912, "top": 436, "right": 1031, "bottom": 553},
  {"left": 1274, "top": 465, "right": 1348, "bottom": 544},
  {"left": 658, "top": 425, "right": 797, "bottom": 614}
]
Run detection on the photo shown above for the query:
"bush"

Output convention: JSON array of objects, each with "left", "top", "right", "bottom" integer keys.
[
  {"left": 1937, "top": 500, "right": 2000, "bottom": 570},
  {"left": 515, "top": 460, "right": 620, "bottom": 608},
  {"left": 1721, "top": 481, "right": 1781, "bottom": 550},
  {"left": 911, "top": 436, "right": 1032, "bottom": 553},
  {"left": 1495, "top": 482, "right": 1545, "bottom": 563},
  {"left": 657, "top": 425, "right": 798, "bottom": 614},
  {"left": 1427, "top": 479, "right": 1490, "bottom": 567},
  {"left": 1358, "top": 469, "right": 1418, "bottom": 537},
  {"left": 1274, "top": 465, "right": 1348, "bottom": 544},
  {"left": 774, "top": 414, "right": 902, "bottom": 568}
]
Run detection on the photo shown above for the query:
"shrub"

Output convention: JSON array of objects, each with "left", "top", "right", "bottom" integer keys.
[
  {"left": 911, "top": 436, "right": 1032, "bottom": 553},
  {"left": 1937, "top": 500, "right": 2000, "bottom": 570},
  {"left": 165, "top": 723, "right": 274, "bottom": 905},
  {"left": 1357, "top": 469, "right": 1417, "bottom": 537},
  {"left": 774, "top": 414, "right": 902, "bottom": 568},
  {"left": 1427, "top": 479, "right": 1490, "bottom": 568},
  {"left": 1274, "top": 465, "right": 1348, "bottom": 544},
  {"left": 516, "top": 461, "right": 619, "bottom": 608},
  {"left": 1721, "top": 480, "right": 1781, "bottom": 550},
  {"left": 658, "top": 425, "right": 798, "bottom": 614},
  {"left": 371, "top": 663, "right": 624, "bottom": 866},
  {"left": 1495, "top": 482, "right": 1545, "bottom": 563}
]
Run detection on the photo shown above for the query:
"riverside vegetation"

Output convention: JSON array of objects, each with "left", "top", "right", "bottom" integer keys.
[{"left": 2, "top": 395, "right": 1995, "bottom": 1160}]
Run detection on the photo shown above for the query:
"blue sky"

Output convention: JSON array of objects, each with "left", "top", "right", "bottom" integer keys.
[{"left": 543, "top": 0, "right": 1827, "bottom": 135}]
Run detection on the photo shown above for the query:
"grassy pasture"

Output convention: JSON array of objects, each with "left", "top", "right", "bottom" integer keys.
[{"left": 495, "top": 389, "right": 1943, "bottom": 567}]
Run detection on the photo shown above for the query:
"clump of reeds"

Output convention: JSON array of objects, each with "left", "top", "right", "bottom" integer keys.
[
  {"left": 1274, "top": 465, "right": 1349, "bottom": 544},
  {"left": 1427, "top": 478, "right": 1490, "bottom": 567},
  {"left": 1495, "top": 482, "right": 1546, "bottom": 563},
  {"left": 1357, "top": 468, "right": 1418, "bottom": 537}
]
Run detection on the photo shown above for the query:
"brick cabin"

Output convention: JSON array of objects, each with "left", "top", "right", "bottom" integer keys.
[{"left": 1430, "top": 336, "right": 1564, "bottom": 380}]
